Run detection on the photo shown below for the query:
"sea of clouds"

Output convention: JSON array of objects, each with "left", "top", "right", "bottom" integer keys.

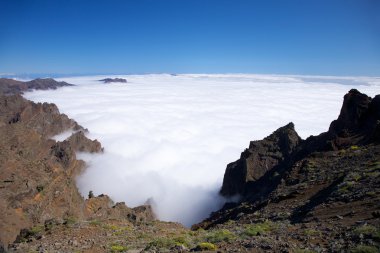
[{"left": 24, "top": 74, "right": 380, "bottom": 226}]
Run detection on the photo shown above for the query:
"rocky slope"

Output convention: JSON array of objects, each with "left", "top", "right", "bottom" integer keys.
[
  {"left": 0, "top": 94, "right": 154, "bottom": 252},
  {"left": 0, "top": 78, "right": 74, "bottom": 95},
  {"left": 193, "top": 89, "right": 380, "bottom": 252}
]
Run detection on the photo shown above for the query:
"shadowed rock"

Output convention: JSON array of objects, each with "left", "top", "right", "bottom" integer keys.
[
  {"left": 220, "top": 123, "right": 301, "bottom": 197},
  {"left": 84, "top": 194, "right": 155, "bottom": 223},
  {"left": 196, "top": 89, "right": 380, "bottom": 246},
  {"left": 220, "top": 89, "right": 380, "bottom": 200}
]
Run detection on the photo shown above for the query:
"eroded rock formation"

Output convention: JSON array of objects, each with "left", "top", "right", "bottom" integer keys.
[
  {"left": 220, "top": 89, "right": 380, "bottom": 201},
  {"left": 193, "top": 89, "right": 380, "bottom": 252},
  {"left": 0, "top": 94, "right": 154, "bottom": 250}
]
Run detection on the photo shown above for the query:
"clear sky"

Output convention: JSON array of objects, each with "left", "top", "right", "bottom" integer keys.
[{"left": 0, "top": 0, "right": 379, "bottom": 76}]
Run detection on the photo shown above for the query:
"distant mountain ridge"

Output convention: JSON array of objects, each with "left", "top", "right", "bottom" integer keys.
[
  {"left": 0, "top": 78, "right": 74, "bottom": 95},
  {"left": 99, "top": 78, "right": 127, "bottom": 83}
]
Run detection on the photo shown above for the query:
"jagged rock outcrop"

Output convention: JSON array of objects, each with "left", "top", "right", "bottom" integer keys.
[
  {"left": 84, "top": 194, "right": 155, "bottom": 223},
  {"left": 221, "top": 89, "right": 380, "bottom": 200},
  {"left": 0, "top": 95, "right": 101, "bottom": 247},
  {"left": 0, "top": 78, "right": 73, "bottom": 95},
  {"left": 194, "top": 89, "right": 380, "bottom": 252},
  {"left": 220, "top": 123, "right": 301, "bottom": 197},
  {"left": 328, "top": 89, "right": 380, "bottom": 145},
  {"left": 0, "top": 94, "right": 156, "bottom": 250},
  {"left": 0, "top": 94, "right": 82, "bottom": 136},
  {"left": 99, "top": 78, "right": 127, "bottom": 83}
]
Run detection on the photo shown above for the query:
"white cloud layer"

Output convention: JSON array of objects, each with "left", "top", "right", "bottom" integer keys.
[{"left": 24, "top": 74, "right": 380, "bottom": 226}]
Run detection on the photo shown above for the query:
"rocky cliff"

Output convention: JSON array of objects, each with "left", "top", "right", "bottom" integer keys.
[
  {"left": 220, "top": 123, "right": 301, "bottom": 197},
  {"left": 0, "top": 94, "right": 155, "bottom": 252},
  {"left": 221, "top": 89, "right": 380, "bottom": 201},
  {"left": 193, "top": 89, "right": 380, "bottom": 252}
]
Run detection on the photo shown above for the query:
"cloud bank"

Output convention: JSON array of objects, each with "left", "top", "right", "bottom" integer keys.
[{"left": 24, "top": 74, "right": 380, "bottom": 226}]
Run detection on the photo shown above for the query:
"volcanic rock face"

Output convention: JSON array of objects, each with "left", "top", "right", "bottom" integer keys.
[
  {"left": 221, "top": 89, "right": 380, "bottom": 200},
  {"left": 0, "top": 95, "right": 99, "bottom": 247},
  {"left": 0, "top": 94, "right": 154, "bottom": 250},
  {"left": 0, "top": 78, "right": 74, "bottom": 95},
  {"left": 99, "top": 78, "right": 127, "bottom": 83},
  {"left": 194, "top": 89, "right": 380, "bottom": 252},
  {"left": 84, "top": 195, "right": 155, "bottom": 223},
  {"left": 220, "top": 123, "right": 301, "bottom": 197},
  {"left": 328, "top": 89, "right": 380, "bottom": 146}
]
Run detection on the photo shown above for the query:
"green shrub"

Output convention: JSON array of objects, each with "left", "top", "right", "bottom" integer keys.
[
  {"left": 368, "top": 161, "right": 380, "bottom": 171},
  {"left": 145, "top": 237, "right": 176, "bottom": 250},
  {"left": 197, "top": 242, "right": 217, "bottom": 251},
  {"left": 243, "top": 221, "right": 273, "bottom": 236},
  {"left": 338, "top": 181, "right": 355, "bottom": 193},
  {"left": 205, "top": 229, "right": 236, "bottom": 243},
  {"left": 304, "top": 229, "right": 321, "bottom": 236},
  {"left": 294, "top": 249, "right": 316, "bottom": 253},
  {"left": 103, "top": 224, "right": 119, "bottom": 230},
  {"left": 110, "top": 244, "right": 128, "bottom": 252},
  {"left": 349, "top": 172, "right": 362, "bottom": 182},
  {"left": 89, "top": 220, "right": 101, "bottom": 226},
  {"left": 63, "top": 217, "right": 76, "bottom": 226},
  {"left": 350, "top": 245, "right": 379, "bottom": 253},
  {"left": 173, "top": 236, "right": 190, "bottom": 247},
  {"left": 29, "top": 225, "right": 44, "bottom": 235},
  {"left": 354, "top": 225, "right": 378, "bottom": 236}
]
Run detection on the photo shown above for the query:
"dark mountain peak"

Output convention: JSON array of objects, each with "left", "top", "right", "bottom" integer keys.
[
  {"left": 329, "top": 89, "right": 372, "bottom": 136},
  {"left": 197, "top": 90, "right": 380, "bottom": 252},
  {"left": 26, "top": 78, "right": 73, "bottom": 90},
  {"left": 220, "top": 89, "right": 379, "bottom": 199},
  {"left": 221, "top": 122, "right": 301, "bottom": 197}
]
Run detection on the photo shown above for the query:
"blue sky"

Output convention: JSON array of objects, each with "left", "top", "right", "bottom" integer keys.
[{"left": 0, "top": 0, "right": 379, "bottom": 76}]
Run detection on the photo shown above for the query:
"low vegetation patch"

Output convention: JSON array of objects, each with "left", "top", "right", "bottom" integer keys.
[
  {"left": 110, "top": 244, "right": 128, "bottom": 252},
  {"left": 294, "top": 249, "right": 316, "bottom": 253},
  {"left": 205, "top": 228, "right": 236, "bottom": 243},
  {"left": 354, "top": 225, "right": 378, "bottom": 236},
  {"left": 304, "top": 229, "right": 321, "bottom": 236},
  {"left": 89, "top": 220, "right": 101, "bottom": 226},
  {"left": 63, "top": 217, "right": 76, "bottom": 226},
  {"left": 368, "top": 161, "right": 380, "bottom": 171},
  {"left": 145, "top": 237, "right": 178, "bottom": 250},
  {"left": 243, "top": 221, "right": 274, "bottom": 236},
  {"left": 197, "top": 242, "right": 217, "bottom": 251},
  {"left": 29, "top": 225, "right": 44, "bottom": 235},
  {"left": 350, "top": 245, "right": 379, "bottom": 253},
  {"left": 353, "top": 225, "right": 380, "bottom": 242}
]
